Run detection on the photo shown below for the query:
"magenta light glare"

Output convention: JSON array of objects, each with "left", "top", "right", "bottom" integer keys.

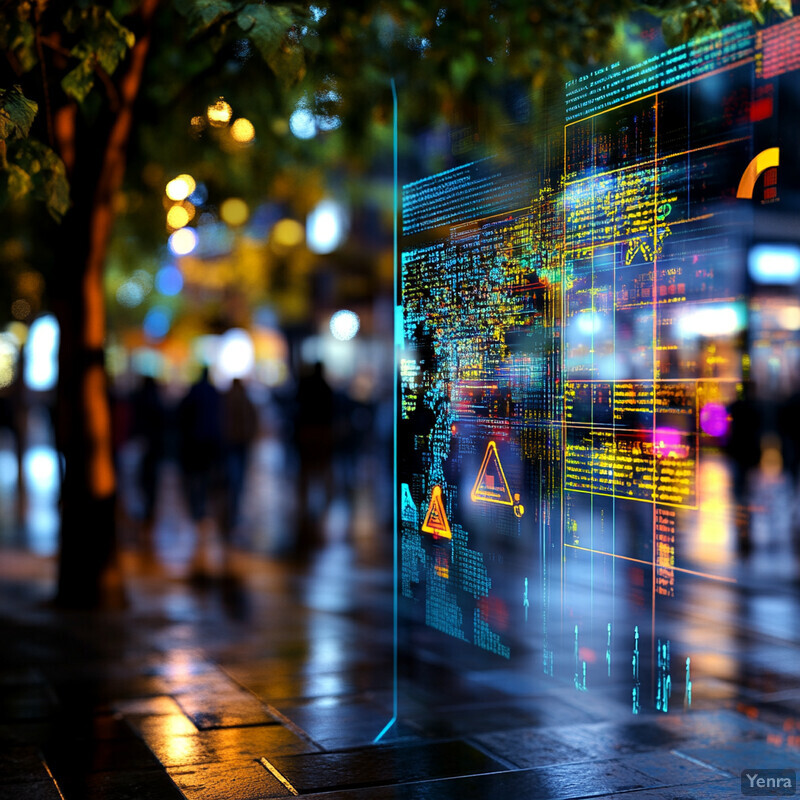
[{"left": 700, "top": 402, "right": 729, "bottom": 438}]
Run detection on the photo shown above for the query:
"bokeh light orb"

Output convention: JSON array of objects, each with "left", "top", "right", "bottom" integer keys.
[
  {"left": 207, "top": 97, "right": 233, "bottom": 127},
  {"left": 307, "top": 199, "right": 347, "bottom": 254},
  {"left": 189, "top": 183, "right": 208, "bottom": 206},
  {"left": 165, "top": 174, "right": 196, "bottom": 201},
  {"left": 116, "top": 280, "right": 145, "bottom": 307},
  {"left": 220, "top": 198, "right": 249, "bottom": 226},
  {"left": 11, "top": 299, "right": 31, "bottom": 320},
  {"left": 577, "top": 312, "right": 602, "bottom": 335},
  {"left": 24, "top": 315, "right": 59, "bottom": 391},
  {"left": 166, "top": 204, "right": 190, "bottom": 229},
  {"left": 330, "top": 310, "right": 360, "bottom": 341},
  {"left": 168, "top": 227, "right": 198, "bottom": 256},
  {"left": 231, "top": 118, "right": 255, "bottom": 143},
  {"left": 272, "top": 218, "right": 304, "bottom": 247},
  {"left": 700, "top": 402, "right": 729, "bottom": 438},
  {"left": 217, "top": 328, "right": 255, "bottom": 379},
  {"left": 155, "top": 265, "right": 183, "bottom": 296},
  {"left": 0, "top": 333, "right": 17, "bottom": 389},
  {"left": 653, "top": 427, "right": 683, "bottom": 458},
  {"left": 289, "top": 107, "right": 316, "bottom": 139},
  {"left": 143, "top": 307, "right": 171, "bottom": 340},
  {"left": 5, "top": 321, "right": 28, "bottom": 347}
]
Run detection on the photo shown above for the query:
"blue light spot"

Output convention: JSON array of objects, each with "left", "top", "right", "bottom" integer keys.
[
  {"left": 155, "top": 265, "right": 183, "bottom": 296},
  {"left": 143, "top": 307, "right": 171, "bottom": 340},
  {"left": 189, "top": 183, "right": 208, "bottom": 206}
]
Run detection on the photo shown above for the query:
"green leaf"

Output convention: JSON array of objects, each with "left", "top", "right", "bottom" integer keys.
[
  {"left": 39, "top": 148, "right": 71, "bottom": 222},
  {"left": 6, "top": 163, "right": 33, "bottom": 200},
  {"left": 62, "top": 58, "right": 96, "bottom": 103},
  {"left": 450, "top": 51, "right": 477, "bottom": 92},
  {"left": 236, "top": 4, "right": 295, "bottom": 61},
  {"left": 13, "top": 141, "right": 70, "bottom": 221},
  {"left": 0, "top": 86, "right": 39, "bottom": 141},
  {"left": 63, "top": 6, "right": 135, "bottom": 93},
  {"left": 94, "top": 10, "right": 136, "bottom": 74},
  {"left": 174, "top": 0, "right": 234, "bottom": 36},
  {"left": 267, "top": 37, "right": 306, "bottom": 86},
  {"left": 0, "top": 17, "right": 38, "bottom": 73}
]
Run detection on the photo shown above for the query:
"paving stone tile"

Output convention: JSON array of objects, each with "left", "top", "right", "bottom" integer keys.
[
  {"left": 298, "top": 758, "right": 664, "bottom": 799},
  {"left": 472, "top": 727, "right": 591, "bottom": 768},
  {"left": 0, "top": 746, "right": 51, "bottom": 785},
  {"left": 89, "top": 713, "right": 137, "bottom": 741},
  {"left": 267, "top": 740, "right": 508, "bottom": 794},
  {"left": 175, "top": 691, "right": 276, "bottom": 729},
  {"left": 0, "top": 780, "right": 63, "bottom": 800},
  {"left": 159, "top": 672, "right": 246, "bottom": 697},
  {"left": 145, "top": 724, "right": 317, "bottom": 767},
  {"left": 141, "top": 656, "right": 221, "bottom": 679},
  {"left": 131, "top": 712, "right": 198, "bottom": 741},
  {"left": 167, "top": 760, "right": 290, "bottom": 799},
  {"left": 675, "top": 740, "right": 800, "bottom": 774},
  {"left": 658, "top": 709, "right": 773, "bottom": 746},
  {"left": 115, "top": 696, "right": 185, "bottom": 716},
  {"left": 272, "top": 697, "right": 417, "bottom": 749},
  {"left": 224, "top": 662, "right": 392, "bottom": 703},
  {"left": 588, "top": 779, "right": 747, "bottom": 799},
  {"left": 44, "top": 731, "right": 162, "bottom": 775},
  {"left": 622, "top": 751, "right": 727, "bottom": 785},
  {"left": 406, "top": 691, "right": 602, "bottom": 738},
  {"left": 544, "top": 719, "right": 690, "bottom": 760},
  {"left": 56, "top": 767, "right": 186, "bottom": 800}
]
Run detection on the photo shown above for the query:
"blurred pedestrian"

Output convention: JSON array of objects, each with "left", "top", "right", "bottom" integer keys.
[
  {"left": 293, "top": 361, "right": 334, "bottom": 558},
  {"left": 726, "top": 381, "right": 762, "bottom": 558},
  {"left": 131, "top": 376, "right": 166, "bottom": 563},
  {"left": 178, "top": 367, "right": 223, "bottom": 578},
  {"left": 778, "top": 385, "right": 800, "bottom": 556},
  {"left": 221, "top": 378, "right": 259, "bottom": 545}
]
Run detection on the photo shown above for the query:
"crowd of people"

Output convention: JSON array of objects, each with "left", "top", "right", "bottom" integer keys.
[{"left": 116, "top": 360, "right": 382, "bottom": 578}]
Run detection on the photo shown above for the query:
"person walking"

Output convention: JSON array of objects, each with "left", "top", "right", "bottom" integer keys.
[
  {"left": 178, "top": 367, "right": 224, "bottom": 579},
  {"left": 221, "top": 378, "right": 259, "bottom": 546}
]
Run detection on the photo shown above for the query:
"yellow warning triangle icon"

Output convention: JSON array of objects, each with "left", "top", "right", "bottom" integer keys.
[
  {"left": 421, "top": 485, "right": 452, "bottom": 539},
  {"left": 471, "top": 441, "right": 513, "bottom": 506}
]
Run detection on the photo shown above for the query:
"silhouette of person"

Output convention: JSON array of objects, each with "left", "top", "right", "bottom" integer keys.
[
  {"left": 293, "top": 361, "right": 334, "bottom": 558},
  {"left": 726, "top": 381, "right": 762, "bottom": 558},
  {"left": 778, "top": 384, "right": 800, "bottom": 558},
  {"left": 132, "top": 376, "right": 166, "bottom": 562},
  {"left": 178, "top": 366, "right": 223, "bottom": 577},
  {"left": 221, "top": 378, "right": 258, "bottom": 543}
]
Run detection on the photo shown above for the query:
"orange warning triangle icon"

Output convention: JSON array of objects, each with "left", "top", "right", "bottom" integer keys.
[
  {"left": 471, "top": 441, "right": 513, "bottom": 506},
  {"left": 421, "top": 485, "right": 452, "bottom": 539}
]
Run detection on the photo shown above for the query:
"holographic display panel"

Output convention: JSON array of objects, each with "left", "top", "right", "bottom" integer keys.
[{"left": 399, "top": 18, "right": 800, "bottom": 714}]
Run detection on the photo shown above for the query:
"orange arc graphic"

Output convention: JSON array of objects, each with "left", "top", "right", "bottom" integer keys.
[{"left": 736, "top": 147, "right": 779, "bottom": 199}]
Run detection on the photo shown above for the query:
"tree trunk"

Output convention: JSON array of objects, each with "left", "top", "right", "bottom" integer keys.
[{"left": 52, "top": 0, "right": 160, "bottom": 607}]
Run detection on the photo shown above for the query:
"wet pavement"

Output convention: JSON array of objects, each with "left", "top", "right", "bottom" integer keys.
[{"left": 3, "top": 430, "right": 800, "bottom": 798}]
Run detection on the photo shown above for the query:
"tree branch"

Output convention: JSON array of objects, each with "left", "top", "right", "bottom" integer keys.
[
  {"left": 94, "top": 63, "right": 121, "bottom": 113},
  {"left": 34, "top": 4, "right": 55, "bottom": 148}
]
